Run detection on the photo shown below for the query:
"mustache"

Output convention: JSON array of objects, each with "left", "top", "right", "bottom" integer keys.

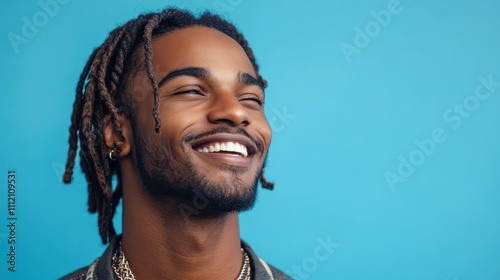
[{"left": 183, "top": 126, "right": 265, "bottom": 153}]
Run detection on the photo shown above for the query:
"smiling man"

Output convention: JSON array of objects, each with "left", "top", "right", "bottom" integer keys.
[{"left": 59, "top": 7, "right": 290, "bottom": 280}]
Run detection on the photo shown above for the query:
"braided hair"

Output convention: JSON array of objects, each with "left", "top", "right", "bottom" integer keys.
[{"left": 62, "top": 8, "right": 274, "bottom": 244}]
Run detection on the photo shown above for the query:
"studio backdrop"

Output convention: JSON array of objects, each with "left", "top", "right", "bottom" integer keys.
[{"left": 1, "top": 0, "right": 500, "bottom": 279}]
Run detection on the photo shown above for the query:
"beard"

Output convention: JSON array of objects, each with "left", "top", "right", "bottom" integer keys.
[{"left": 133, "top": 127, "right": 265, "bottom": 213}]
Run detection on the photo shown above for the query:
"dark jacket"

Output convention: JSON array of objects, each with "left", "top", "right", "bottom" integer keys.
[{"left": 59, "top": 235, "right": 292, "bottom": 280}]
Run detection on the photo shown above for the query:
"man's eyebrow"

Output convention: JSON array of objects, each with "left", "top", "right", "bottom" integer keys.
[
  {"left": 237, "top": 72, "right": 264, "bottom": 91},
  {"left": 158, "top": 67, "right": 210, "bottom": 88}
]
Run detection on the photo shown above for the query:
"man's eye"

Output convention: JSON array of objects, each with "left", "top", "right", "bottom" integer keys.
[
  {"left": 240, "top": 95, "right": 264, "bottom": 106},
  {"left": 174, "top": 89, "right": 203, "bottom": 95}
]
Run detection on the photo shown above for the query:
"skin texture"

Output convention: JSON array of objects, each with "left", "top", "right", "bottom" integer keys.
[{"left": 104, "top": 26, "right": 272, "bottom": 279}]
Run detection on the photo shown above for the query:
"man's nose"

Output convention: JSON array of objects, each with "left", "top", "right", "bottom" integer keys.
[{"left": 207, "top": 93, "right": 251, "bottom": 127}]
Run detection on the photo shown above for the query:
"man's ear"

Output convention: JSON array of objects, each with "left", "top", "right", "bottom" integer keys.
[{"left": 104, "top": 114, "right": 132, "bottom": 159}]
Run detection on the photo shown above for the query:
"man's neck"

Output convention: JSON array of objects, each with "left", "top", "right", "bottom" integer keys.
[{"left": 120, "top": 179, "right": 244, "bottom": 280}]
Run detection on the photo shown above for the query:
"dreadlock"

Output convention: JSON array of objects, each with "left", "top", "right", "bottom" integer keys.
[{"left": 63, "top": 8, "right": 274, "bottom": 244}]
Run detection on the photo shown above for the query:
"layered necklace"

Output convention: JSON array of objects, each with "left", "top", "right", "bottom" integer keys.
[{"left": 112, "top": 244, "right": 251, "bottom": 280}]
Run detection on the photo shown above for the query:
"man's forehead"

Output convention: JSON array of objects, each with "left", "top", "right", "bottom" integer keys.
[{"left": 149, "top": 26, "right": 255, "bottom": 75}]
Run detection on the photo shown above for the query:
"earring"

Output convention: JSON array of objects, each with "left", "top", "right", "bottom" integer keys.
[{"left": 109, "top": 149, "right": 117, "bottom": 161}]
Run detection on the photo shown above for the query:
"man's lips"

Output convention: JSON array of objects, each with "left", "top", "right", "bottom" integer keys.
[{"left": 191, "top": 133, "right": 257, "bottom": 158}]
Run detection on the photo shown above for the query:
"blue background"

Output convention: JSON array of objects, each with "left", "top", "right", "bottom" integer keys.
[{"left": 1, "top": 0, "right": 500, "bottom": 279}]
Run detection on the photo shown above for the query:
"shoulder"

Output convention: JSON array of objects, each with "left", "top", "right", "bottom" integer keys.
[
  {"left": 58, "top": 265, "right": 90, "bottom": 280},
  {"left": 257, "top": 258, "right": 293, "bottom": 280},
  {"left": 58, "top": 257, "right": 102, "bottom": 280},
  {"left": 59, "top": 236, "right": 119, "bottom": 280},
  {"left": 241, "top": 240, "right": 293, "bottom": 280}
]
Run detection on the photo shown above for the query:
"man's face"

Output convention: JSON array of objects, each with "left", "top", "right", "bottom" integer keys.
[{"left": 127, "top": 26, "right": 272, "bottom": 212}]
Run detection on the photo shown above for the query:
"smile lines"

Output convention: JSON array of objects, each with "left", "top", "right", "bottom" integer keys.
[{"left": 197, "top": 141, "right": 248, "bottom": 157}]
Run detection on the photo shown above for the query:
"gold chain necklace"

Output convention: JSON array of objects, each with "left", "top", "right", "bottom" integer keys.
[{"left": 112, "top": 243, "right": 251, "bottom": 280}]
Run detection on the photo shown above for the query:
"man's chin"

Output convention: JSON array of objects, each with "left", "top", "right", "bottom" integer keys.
[
  {"left": 143, "top": 180, "right": 258, "bottom": 213},
  {"left": 205, "top": 192, "right": 257, "bottom": 213},
  {"left": 178, "top": 184, "right": 258, "bottom": 214},
  {"left": 136, "top": 145, "right": 261, "bottom": 213}
]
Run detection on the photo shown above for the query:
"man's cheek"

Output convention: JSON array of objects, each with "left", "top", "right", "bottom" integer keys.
[
  {"left": 263, "top": 123, "right": 272, "bottom": 146},
  {"left": 257, "top": 114, "right": 272, "bottom": 138}
]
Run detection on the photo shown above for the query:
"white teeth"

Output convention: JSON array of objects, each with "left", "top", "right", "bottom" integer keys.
[
  {"left": 196, "top": 141, "right": 248, "bottom": 157},
  {"left": 234, "top": 143, "right": 248, "bottom": 157},
  {"left": 241, "top": 147, "right": 248, "bottom": 157}
]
